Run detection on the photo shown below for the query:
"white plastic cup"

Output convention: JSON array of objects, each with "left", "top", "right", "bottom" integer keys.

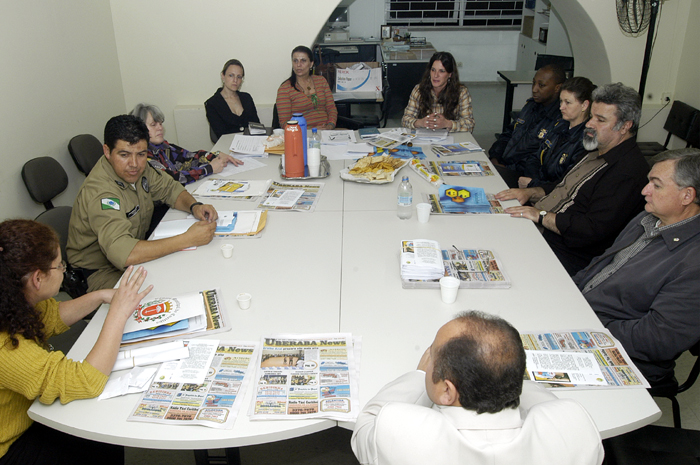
[
  {"left": 236, "top": 293, "right": 252, "bottom": 310},
  {"left": 308, "top": 163, "right": 321, "bottom": 177},
  {"left": 308, "top": 148, "right": 321, "bottom": 177},
  {"left": 416, "top": 203, "right": 432, "bottom": 223},
  {"left": 273, "top": 128, "right": 284, "bottom": 137},
  {"left": 221, "top": 244, "right": 234, "bottom": 259},
  {"left": 439, "top": 277, "right": 460, "bottom": 304}
]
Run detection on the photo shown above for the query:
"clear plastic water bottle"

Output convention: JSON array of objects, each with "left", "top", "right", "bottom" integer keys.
[
  {"left": 309, "top": 128, "right": 321, "bottom": 151},
  {"left": 397, "top": 176, "right": 413, "bottom": 219}
]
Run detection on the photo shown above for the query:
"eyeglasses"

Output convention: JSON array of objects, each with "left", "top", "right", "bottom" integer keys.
[{"left": 50, "top": 261, "right": 67, "bottom": 272}]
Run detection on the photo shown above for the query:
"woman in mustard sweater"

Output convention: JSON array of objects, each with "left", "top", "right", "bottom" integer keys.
[{"left": 0, "top": 219, "right": 152, "bottom": 464}]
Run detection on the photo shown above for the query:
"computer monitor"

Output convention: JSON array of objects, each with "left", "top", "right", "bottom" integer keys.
[{"left": 327, "top": 7, "right": 349, "bottom": 30}]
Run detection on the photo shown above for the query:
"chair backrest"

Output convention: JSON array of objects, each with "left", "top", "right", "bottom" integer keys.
[
  {"left": 35, "top": 206, "right": 72, "bottom": 262},
  {"left": 678, "top": 340, "right": 700, "bottom": 394},
  {"left": 209, "top": 125, "right": 218, "bottom": 144},
  {"left": 21, "top": 157, "right": 69, "bottom": 210},
  {"left": 662, "top": 101, "right": 699, "bottom": 143},
  {"left": 34, "top": 205, "right": 88, "bottom": 299},
  {"left": 68, "top": 134, "right": 103, "bottom": 175},
  {"left": 272, "top": 104, "right": 281, "bottom": 130},
  {"left": 688, "top": 114, "right": 700, "bottom": 148}
]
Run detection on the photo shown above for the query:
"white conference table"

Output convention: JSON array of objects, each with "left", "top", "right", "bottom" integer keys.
[{"left": 28, "top": 132, "right": 660, "bottom": 449}]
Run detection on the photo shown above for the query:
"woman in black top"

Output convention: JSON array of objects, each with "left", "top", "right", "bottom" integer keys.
[{"left": 205, "top": 59, "right": 260, "bottom": 139}]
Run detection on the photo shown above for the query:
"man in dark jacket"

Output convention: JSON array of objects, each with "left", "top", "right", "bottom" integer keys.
[
  {"left": 489, "top": 64, "right": 565, "bottom": 187},
  {"left": 574, "top": 149, "right": 700, "bottom": 385},
  {"left": 496, "top": 83, "right": 650, "bottom": 275}
]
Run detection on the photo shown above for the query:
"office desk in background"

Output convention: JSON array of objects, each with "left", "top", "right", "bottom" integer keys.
[{"left": 29, "top": 131, "right": 661, "bottom": 451}]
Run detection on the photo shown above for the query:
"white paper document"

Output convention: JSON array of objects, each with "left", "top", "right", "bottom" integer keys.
[
  {"left": 321, "top": 130, "right": 356, "bottom": 144},
  {"left": 219, "top": 157, "right": 267, "bottom": 176},
  {"left": 154, "top": 339, "right": 219, "bottom": 384},
  {"left": 99, "top": 366, "right": 158, "bottom": 400},
  {"left": 230, "top": 135, "right": 266, "bottom": 155},
  {"left": 113, "top": 341, "right": 190, "bottom": 372}
]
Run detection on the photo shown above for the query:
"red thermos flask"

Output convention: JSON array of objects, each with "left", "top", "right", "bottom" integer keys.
[{"left": 284, "top": 121, "right": 305, "bottom": 177}]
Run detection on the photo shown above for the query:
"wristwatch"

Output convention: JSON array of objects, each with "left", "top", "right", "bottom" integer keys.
[{"left": 538, "top": 210, "right": 548, "bottom": 225}]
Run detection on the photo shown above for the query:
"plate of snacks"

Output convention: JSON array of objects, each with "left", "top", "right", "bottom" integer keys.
[{"left": 339, "top": 155, "right": 409, "bottom": 184}]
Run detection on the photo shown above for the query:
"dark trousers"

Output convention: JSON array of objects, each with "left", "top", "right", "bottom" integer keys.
[{"left": 0, "top": 422, "right": 124, "bottom": 465}]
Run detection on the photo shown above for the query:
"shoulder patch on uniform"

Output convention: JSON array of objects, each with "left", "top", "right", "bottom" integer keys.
[{"left": 101, "top": 198, "right": 121, "bottom": 210}]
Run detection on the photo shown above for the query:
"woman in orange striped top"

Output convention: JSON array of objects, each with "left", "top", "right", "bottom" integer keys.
[{"left": 276, "top": 45, "right": 337, "bottom": 130}]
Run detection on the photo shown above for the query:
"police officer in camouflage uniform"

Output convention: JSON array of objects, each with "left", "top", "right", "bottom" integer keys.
[{"left": 67, "top": 115, "right": 218, "bottom": 291}]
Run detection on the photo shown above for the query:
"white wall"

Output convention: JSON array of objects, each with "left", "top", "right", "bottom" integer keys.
[
  {"left": 419, "top": 31, "right": 520, "bottom": 82},
  {"left": 0, "top": 0, "right": 125, "bottom": 221},
  {"left": 110, "top": 0, "right": 338, "bottom": 146}
]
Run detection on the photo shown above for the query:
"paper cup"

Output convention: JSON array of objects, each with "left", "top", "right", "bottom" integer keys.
[
  {"left": 416, "top": 203, "right": 432, "bottom": 223},
  {"left": 236, "top": 293, "right": 252, "bottom": 310},
  {"left": 308, "top": 162, "right": 321, "bottom": 177},
  {"left": 439, "top": 277, "right": 460, "bottom": 304},
  {"left": 221, "top": 244, "right": 234, "bottom": 259}
]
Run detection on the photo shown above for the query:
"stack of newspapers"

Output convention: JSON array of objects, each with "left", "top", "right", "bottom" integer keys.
[{"left": 400, "top": 239, "right": 445, "bottom": 281}]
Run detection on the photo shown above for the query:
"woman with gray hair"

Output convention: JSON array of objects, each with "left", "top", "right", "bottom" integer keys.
[{"left": 130, "top": 103, "right": 242, "bottom": 185}]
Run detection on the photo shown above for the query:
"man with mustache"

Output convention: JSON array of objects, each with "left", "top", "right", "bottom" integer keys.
[
  {"left": 489, "top": 64, "right": 565, "bottom": 187},
  {"left": 68, "top": 115, "right": 218, "bottom": 291},
  {"left": 495, "top": 83, "right": 649, "bottom": 275}
]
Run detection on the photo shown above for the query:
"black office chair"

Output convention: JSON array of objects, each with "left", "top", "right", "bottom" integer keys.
[
  {"left": 68, "top": 134, "right": 103, "bottom": 175},
  {"left": 272, "top": 104, "right": 281, "bottom": 130},
  {"left": 688, "top": 114, "right": 700, "bottom": 149},
  {"left": 638, "top": 101, "right": 699, "bottom": 163},
  {"left": 647, "top": 341, "right": 700, "bottom": 428},
  {"left": 603, "top": 424, "right": 700, "bottom": 465},
  {"left": 21, "top": 157, "right": 88, "bottom": 300}
]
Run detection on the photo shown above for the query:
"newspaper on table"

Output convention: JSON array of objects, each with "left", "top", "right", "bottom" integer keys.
[
  {"left": 430, "top": 141, "right": 482, "bottom": 156},
  {"left": 364, "top": 129, "right": 415, "bottom": 150},
  {"left": 402, "top": 246, "right": 511, "bottom": 289},
  {"left": 250, "top": 333, "right": 359, "bottom": 422},
  {"left": 128, "top": 340, "right": 259, "bottom": 429},
  {"left": 521, "top": 329, "right": 650, "bottom": 389},
  {"left": 400, "top": 239, "right": 444, "bottom": 280},
  {"left": 256, "top": 181, "right": 324, "bottom": 212},
  {"left": 192, "top": 179, "right": 272, "bottom": 199},
  {"left": 430, "top": 160, "right": 494, "bottom": 177}
]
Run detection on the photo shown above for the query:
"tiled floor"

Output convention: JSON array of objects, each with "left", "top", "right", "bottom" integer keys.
[{"left": 104, "top": 82, "right": 700, "bottom": 463}]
